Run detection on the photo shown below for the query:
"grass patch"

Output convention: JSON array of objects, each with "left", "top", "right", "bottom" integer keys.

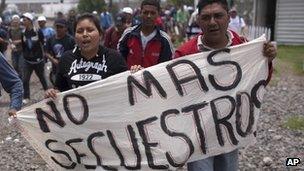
[
  {"left": 277, "top": 45, "right": 304, "bottom": 75},
  {"left": 283, "top": 115, "right": 304, "bottom": 131}
]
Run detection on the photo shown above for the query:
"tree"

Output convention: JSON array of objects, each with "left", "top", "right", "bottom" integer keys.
[
  {"left": 0, "top": 0, "right": 6, "bottom": 14},
  {"left": 169, "top": 0, "right": 192, "bottom": 7},
  {"left": 78, "top": 0, "right": 106, "bottom": 14}
]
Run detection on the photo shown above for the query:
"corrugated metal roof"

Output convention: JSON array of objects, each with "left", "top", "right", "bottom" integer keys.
[{"left": 275, "top": 0, "right": 304, "bottom": 45}]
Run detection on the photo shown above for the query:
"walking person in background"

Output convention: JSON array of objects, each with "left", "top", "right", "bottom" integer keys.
[
  {"left": 228, "top": 7, "right": 247, "bottom": 37},
  {"left": 37, "top": 15, "right": 55, "bottom": 44},
  {"left": 174, "top": 0, "right": 276, "bottom": 170},
  {"left": 0, "top": 17, "right": 8, "bottom": 54},
  {"left": 21, "top": 13, "right": 48, "bottom": 104},
  {"left": 0, "top": 53, "right": 23, "bottom": 117},
  {"left": 122, "top": 7, "right": 134, "bottom": 27},
  {"left": 118, "top": 0, "right": 173, "bottom": 70},
  {"left": 67, "top": 9, "right": 77, "bottom": 36},
  {"left": 45, "top": 13, "right": 127, "bottom": 98},
  {"left": 8, "top": 15, "right": 24, "bottom": 79},
  {"left": 45, "top": 18, "right": 75, "bottom": 85},
  {"left": 100, "top": 8, "right": 113, "bottom": 31},
  {"left": 104, "top": 12, "right": 128, "bottom": 50}
]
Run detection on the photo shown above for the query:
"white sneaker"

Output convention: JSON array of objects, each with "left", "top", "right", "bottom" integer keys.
[{"left": 22, "top": 98, "right": 30, "bottom": 105}]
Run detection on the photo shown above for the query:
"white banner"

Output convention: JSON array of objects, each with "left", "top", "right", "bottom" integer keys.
[{"left": 17, "top": 36, "right": 269, "bottom": 170}]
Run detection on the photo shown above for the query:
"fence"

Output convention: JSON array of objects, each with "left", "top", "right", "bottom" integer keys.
[{"left": 247, "top": 25, "right": 271, "bottom": 41}]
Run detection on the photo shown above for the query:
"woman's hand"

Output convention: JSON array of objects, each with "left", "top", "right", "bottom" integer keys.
[
  {"left": 130, "top": 65, "right": 144, "bottom": 74},
  {"left": 263, "top": 42, "right": 277, "bottom": 62},
  {"left": 8, "top": 109, "right": 17, "bottom": 118},
  {"left": 45, "top": 88, "right": 60, "bottom": 100}
]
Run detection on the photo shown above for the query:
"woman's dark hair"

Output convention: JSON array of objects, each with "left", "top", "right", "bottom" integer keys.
[
  {"left": 74, "top": 13, "right": 103, "bottom": 35},
  {"left": 197, "top": 0, "right": 229, "bottom": 14},
  {"left": 141, "top": 0, "right": 161, "bottom": 12}
]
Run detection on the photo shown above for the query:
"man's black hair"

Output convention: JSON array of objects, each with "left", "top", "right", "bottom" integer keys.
[
  {"left": 197, "top": 0, "right": 229, "bottom": 14},
  {"left": 141, "top": 0, "right": 161, "bottom": 12}
]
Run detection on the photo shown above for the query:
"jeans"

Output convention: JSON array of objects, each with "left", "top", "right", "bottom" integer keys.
[
  {"left": 23, "top": 60, "right": 48, "bottom": 99},
  {"left": 11, "top": 51, "right": 24, "bottom": 79},
  {"left": 187, "top": 149, "right": 238, "bottom": 171}
]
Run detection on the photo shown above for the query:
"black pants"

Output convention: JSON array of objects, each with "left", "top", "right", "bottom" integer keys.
[{"left": 23, "top": 60, "right": 48, "bottom": 99}]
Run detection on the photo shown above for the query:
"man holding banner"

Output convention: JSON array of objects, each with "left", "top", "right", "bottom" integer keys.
[{"left": 174, "top": 0, "right": 276, "bottom": 170}]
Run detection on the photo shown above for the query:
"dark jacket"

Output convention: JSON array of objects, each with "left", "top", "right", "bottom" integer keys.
[
  {"left": 0, "top": 53, "right": 23, "bottom": 110},
  {"left": 21, "top": 28, "right": 44, "bottom": 63},
  {"left": 118, "top": 24, "right": 173, "bottom": 69}
]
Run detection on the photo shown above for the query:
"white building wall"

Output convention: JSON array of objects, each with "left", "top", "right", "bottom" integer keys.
[{"left": 275, "top": 0, "right": 304, "bottom": 45}]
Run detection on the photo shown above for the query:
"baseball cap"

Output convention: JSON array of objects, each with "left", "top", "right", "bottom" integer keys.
[
  {"left": 54, "top": 18, "right": 67, "bottom": 27},
  {"left": 22, "top": 12, "right": 34, "bottom": 21},
  {"left": 12, "top": 15, "right": 20, "bottom": 20},
  {"left": 122, "top": 7, "right": 133, "bottom": 15},
  {"left": 37, "top": 16, "right": 46, "bottom": 21}
]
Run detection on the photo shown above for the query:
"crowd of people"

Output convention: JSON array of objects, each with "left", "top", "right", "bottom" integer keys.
[{"left": 0, "top": 0, "right": 276, "bottom": 170}]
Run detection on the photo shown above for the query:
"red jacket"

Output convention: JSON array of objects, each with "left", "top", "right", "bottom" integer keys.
[
  {"left": 174, "top": 30, "right": 273, "bottom": 83},
  {"left": 118, "top": 25, "right": 173, "bottom": 69},
  {"left": 104, "top": 26, "right": 123, "bottom": 50}
]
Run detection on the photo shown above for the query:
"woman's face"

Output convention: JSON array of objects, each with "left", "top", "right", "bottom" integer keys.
[{"left": 75, "top": 19, "right": 101, "bottom": 54}]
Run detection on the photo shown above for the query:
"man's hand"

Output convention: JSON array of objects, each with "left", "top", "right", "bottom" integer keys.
[
  {"left": 8, "top": 109, "right": 17, "bottom": 118},
  {"left": 263, "top": 42, "right": 277, "bottom": 62},
  {"left": 130, "top": 65, "right": 144, "bottom": 74},
  {"left": 45, "top": 88, "right": 60, "bottom": 100}
]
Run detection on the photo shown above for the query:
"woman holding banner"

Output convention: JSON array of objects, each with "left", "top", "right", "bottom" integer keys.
[{"left": 45, "top": 13, "right": 127, "bottom": 99}]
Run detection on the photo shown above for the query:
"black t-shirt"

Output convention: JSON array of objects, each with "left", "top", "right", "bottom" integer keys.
[
  {"left": 46, "top": 34, "right": 75, "bottom": 72},
  {"left": 21, "top": 28, "right": 44, "bottom": 63},
  {"left": 46, "top": 34, "right": 75, "bottom": 59},
  {"left": 55, "top": 46, "right": 128, "bottom": 91}
]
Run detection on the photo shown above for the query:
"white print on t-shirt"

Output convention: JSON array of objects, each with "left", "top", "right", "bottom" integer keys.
[
  {"left": 70, "top": 74, "right": 102, "bottom": 81},
  {"left": 68, "top": 55, "right": 107, "bottom": 75}
]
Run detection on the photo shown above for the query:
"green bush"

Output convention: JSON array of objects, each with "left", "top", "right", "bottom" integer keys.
[{"left": 78, "top": 0, "right": 106, "bottom": 13}]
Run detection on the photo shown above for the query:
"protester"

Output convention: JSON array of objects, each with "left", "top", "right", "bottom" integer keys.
[
  {"left": 9, "top": 14, "right": 24, "bottom": 79},
  {"left": 176, "top": 6, "right": 189, "bottom": 37},
  {"left": 187, "top": 9, "right": 201, "bottom": 39},
  {"left": 0, "top": 17, "right": 8, "bottom": 54},
  {"left": 45, "top": 13, "right": 127, "bottom": 99},
  {"left": 228, "top": 7, "right": 247, "bottom": 36},
  {"left": 118, "top": 0, "right": 173, "bottom": 69},
  {"left": 45, "top": 18, "right": 75, "bottom": 85},
  {"left": 104, "top": 13, "right": 128, "bottom": 50},
  {"left": 174, "top": 0, "right": 276, "bottom": 170},
  {"left": 21, "top": 12, "right": 49, "bottom": 104},
  {"left": 56, "top": 11, "right": 65, "bottom": 20},
  {"left": 100, "top": 8, "right": 113, "bottom": 31},
  {"left": 67, "top": 9, "right": 77, "bottom": 36},
  {"left": 122, "top": 7, "right": 133, "bottom": 27},
  {"left": 37, "top": 15, "right": 55, "bottom": 42},
  {"left": 0, "top": 53, "right": 23, "bottom": 117}
]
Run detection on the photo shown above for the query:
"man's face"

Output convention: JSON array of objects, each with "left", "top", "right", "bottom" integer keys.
[
  {"left": 55, "top": 24, "right": 67, "bottom": 38},
  {"left": 38, "top": 21, "right": 46, "bottom": 28},
  {"left": 140, "top": 5, "right": 159, "bottom": 27},
  {"left": 197, "top": 3, "right": 229, "bottom": 41},
  {"left": 230, "top": 11, "right": 237, "bottom": 18},
  {"left": 23, "top": 18, "right": 32, "bottom": 28}
]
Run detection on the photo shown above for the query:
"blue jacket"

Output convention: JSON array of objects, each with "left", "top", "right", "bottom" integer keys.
[
  {"left": 100, "top": 12, "right": 113, "bottom": 30},
  {"left": 0, "top": 53, "right": 23, "bottom": 110}
]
